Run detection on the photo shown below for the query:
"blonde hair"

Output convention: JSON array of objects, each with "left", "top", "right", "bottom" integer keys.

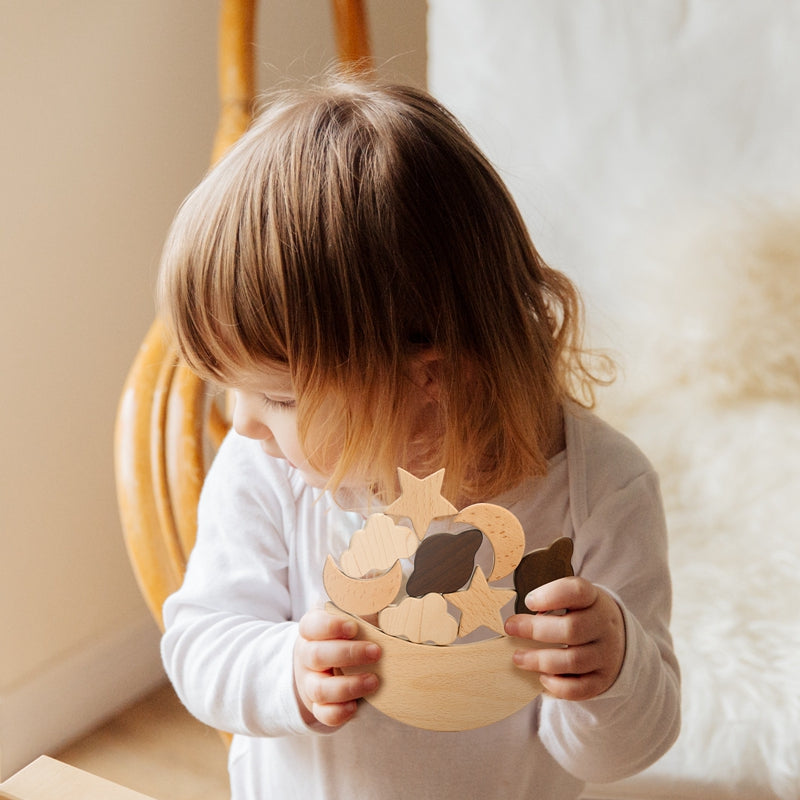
[{"left": 158, "top": 79, "right": 610, "bottom": 502}]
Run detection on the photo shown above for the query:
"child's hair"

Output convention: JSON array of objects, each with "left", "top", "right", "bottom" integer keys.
[{"left": 158, "top": 78, "right": 611, "bottom": 502}]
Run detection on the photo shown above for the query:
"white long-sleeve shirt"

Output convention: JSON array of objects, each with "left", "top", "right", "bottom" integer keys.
[{"left": 162, "top": 405, "right": 680, "bottom": 799}]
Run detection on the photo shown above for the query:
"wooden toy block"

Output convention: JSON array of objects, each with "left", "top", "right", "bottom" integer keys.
[
  {"left": 0, "top": 756, "right": 159, "bottom": 800},
  {"left": 378, "top": 593, "right": 458, "bottom": 645},
  {"left": 405, "top": 529, "right": 482, "bottom": 596},
  {"left": 444, "top": 566, "right": 517, "bottom": 637},
  {"left": 323, "top": 555, "right": 403, "bottom": 616},
  {"left": 322, "top": 468, "right": 577, "bottom": 732},
  {"left": 327, "top": 603, "right": 544, "bottom": 731},
  {"left": 384, "top": 468, "right": 458, "bottom": 538},
  {"left": 513, "top": 537, "right": 574, "bottom": 613},
  {"left": 339, "top": 513, "right": 417, "bottom": 577},
  {"left": 454, "top": 502, "right": 526, "bottom": 581}
]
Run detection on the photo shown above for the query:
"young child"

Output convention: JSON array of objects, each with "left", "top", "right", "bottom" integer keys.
[{"left": 158, "top": 79, "right": 680, "bottom": 799}]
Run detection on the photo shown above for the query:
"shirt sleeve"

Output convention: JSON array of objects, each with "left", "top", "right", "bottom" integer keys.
[
  {"left": 538, "top": 469, "right": 682, "bottom": 783},
  {"left": 160, "top": 434, "right": 319, "bottom": 738}
]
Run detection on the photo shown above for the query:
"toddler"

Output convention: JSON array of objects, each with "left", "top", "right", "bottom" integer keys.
[{"left": 158, "top": 79, "right": 680, "bottom": 799}]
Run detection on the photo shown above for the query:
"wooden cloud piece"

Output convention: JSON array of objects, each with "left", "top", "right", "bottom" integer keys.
[
  {"left": 327, "top": 603, "right": 544, "bottom": 731},
  {"left": 339, "top": 513, "right": 418, "bottom": 577},
  {"left": 323, "top": 555, "right": 403, "bottom": 617},
  {"left": 384, "top": 468, "right": 458, "bottom": 539},
  {"left": 405, "top": 529, "right": 483, "bottom": 597},
  {"left": 513, "top": 537, "right": 575, "bottom": 614},
  {"left": 444, "top": 566, "right": 517, "bottom": 637},
  {"left": 454, "top": 502, "right": 526, "bottom": 582},
  {"left": 378, "top": 593, "right": 458, "bottom": 645}
]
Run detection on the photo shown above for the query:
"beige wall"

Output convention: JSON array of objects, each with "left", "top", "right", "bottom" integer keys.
[{"left": 0, "top": 0, "right": 425, "bottom": 776}]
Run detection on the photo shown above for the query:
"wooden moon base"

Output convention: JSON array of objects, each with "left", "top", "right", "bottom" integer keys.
[{"left": 326, "top": 604, "right": 544, "bottom": 731}]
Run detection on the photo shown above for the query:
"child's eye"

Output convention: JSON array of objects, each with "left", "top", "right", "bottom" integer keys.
[{"left": 262, "top": 395, "right": 296, "bottom": 411}]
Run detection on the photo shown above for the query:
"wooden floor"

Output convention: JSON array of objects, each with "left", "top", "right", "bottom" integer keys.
[{"left": 56, "top": 683, "right": 230, "bottom": 800}]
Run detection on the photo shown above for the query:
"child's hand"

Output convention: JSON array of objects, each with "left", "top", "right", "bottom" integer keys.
[
  {"left": 294, "top": 608, "right": 382, "bottom": 728},
  {"left": 504, "top": 577, "right": 625, "bottom": 701}
]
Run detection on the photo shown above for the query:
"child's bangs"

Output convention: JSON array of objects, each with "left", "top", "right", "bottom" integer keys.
[
  {"left": 159, "top": 180, "right": 290, "bottom": 387},
  {"left": 176, "top": 276, "right": 288, "bottom": 389}
]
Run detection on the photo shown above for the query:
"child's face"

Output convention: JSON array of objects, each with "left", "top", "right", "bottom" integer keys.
[
  {"left": 230, "top": 366, "right": 333, "bottom": 489},
  {"left": 229, "top": 360, "right": 439, "bottom": 492}
]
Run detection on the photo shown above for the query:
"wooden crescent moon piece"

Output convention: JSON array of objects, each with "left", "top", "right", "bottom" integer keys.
[
  {"left": 454, "top": 503, "right": 526, "bottom": 582},
  {"left": 327, "top": 604, "right": 544, "bottom": 731},
  {"left": 323, "top": 555, "right": 403, "bottom": 616}
]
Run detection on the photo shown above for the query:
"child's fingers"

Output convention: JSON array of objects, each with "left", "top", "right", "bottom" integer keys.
[
  {"left": 537, "top": 671, "right": 614, "bottom": 702},
  {"left": 299, "top": 649, "right": 379, "bottom": 728},
  {"left": 310, "top": 700, "right": 359, "bottom": 729},
  {"left": 511, "top": 640, "right": 603, "bottom": 677},
  {"left": 512, "top": 641, "right": 619, "bottom": 701},
  {"left": 297, "top": 609, "right": 381, "bottom": 672},
  {"left": 507, "top": 584, "right": 626, "bottom": 701},
  {"left": 299, "top": 638, "right": 381, "bottom": 672},
  {"left": 302, "top": 669, "right": 380, "bottom": 712},
  {"left": 505, "top": 606, "right": 596, "bottom": 647},
  {"left": 294, "top": 609, "right": 382, "bottom": 728},
  {"left": 299, "top": 607, "right": 359, "bottom": 642},
  {"left": 524, "top": 576, "right": 597, "bottom": 614}
]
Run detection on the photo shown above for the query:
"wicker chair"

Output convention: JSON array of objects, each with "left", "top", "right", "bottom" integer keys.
[{"left": 114, "top": 0, "right": 372, "bottom": 631}]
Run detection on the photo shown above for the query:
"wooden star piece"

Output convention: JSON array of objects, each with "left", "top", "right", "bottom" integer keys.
[
  {"left": 384, "top": 468, "right": 458, "bottom": 539},
  {"left": 444, "top": 566, "right": 517, "bottom": 637}
]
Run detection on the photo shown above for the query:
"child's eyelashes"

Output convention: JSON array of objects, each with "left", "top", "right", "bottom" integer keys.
[{"left": 261, "top": 395, "right": 296, "bottom": 411}]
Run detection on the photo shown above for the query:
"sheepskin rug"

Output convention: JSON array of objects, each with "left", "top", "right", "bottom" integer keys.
[
  {"left": 585, "top": 207, "right": 800, "bottom": 800},
  {"left": 427, "top": 5, "right": 800, "bottom": 794}
]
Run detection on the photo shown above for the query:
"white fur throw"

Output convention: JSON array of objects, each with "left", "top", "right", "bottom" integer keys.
[
  {"left": 588, "top": 210, "right": 800, "bottom": 800},
  {"left": 428, "top": 3, "right": 800, "bottom": 797}
]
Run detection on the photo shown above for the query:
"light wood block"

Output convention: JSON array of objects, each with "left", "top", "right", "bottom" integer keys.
[
  {"left": 384, "top": 469, "right": 458, "bottom": 538},
  {"left": 444, "top": 566, "right": 517, "bottom": 637},
  {"left": 323, "top": 555, "right": 403, "bottom": 616},
  {"left": 0, "top": 757, "right": 158, "bottom": 800},
  {"left": 378, "top": 593, "right": 458, "bottom": 644},
  {"left": 454, "top": 502, "right": 526, "bottom": 581},
  {"left": 328, "top": 604, "right": 544, "bottom": 731},
  {"left": 339, "top": 514, "right": 417, "bottom": 577}
]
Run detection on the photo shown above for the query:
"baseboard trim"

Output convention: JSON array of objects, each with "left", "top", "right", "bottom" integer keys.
[{"left": 0, "top": 614, "right": 166, "bottom": 780}]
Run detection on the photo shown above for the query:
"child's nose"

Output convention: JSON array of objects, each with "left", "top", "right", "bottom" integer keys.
[{"left": 232, "top": 393, "right": 272, "bottom": 440}]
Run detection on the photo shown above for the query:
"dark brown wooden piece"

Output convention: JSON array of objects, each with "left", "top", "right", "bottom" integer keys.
[
  {"left": 513, "top": 537, "right": 574, "bottom": 613},
  {"left": 406, "top": 529, "right": 483, "bottom": 597}
]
